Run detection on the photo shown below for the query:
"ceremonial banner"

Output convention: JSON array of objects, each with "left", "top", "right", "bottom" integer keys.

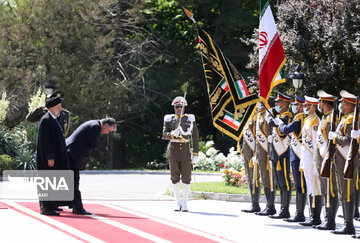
[
  {"left": 197, "top": 27, "right": 258, "bottom": 141},
  {"left": 259, "top": 0, "right": 286, "bottom": 102}
]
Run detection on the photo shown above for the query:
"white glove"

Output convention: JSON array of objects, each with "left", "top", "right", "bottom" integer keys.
[
  {"left": 328, "top": 131, "right": 336, "bottom": 140},
  {"left": 251, "top": 156, "right": 257, "bottom": 164},
  {"left": 171, "top": 128, "right": 181, "bottom": 137},
  {"left": 239, "top": 154, "right": 245, "bottom": 163},
  {"left": 351, "top": 130, "right": 360, "bottom": 139},
  {"left": 265, "top": 115, "right": 273, "bottom": 124},
  {"left": 192, "top": 155, "right": 199, "bottom": 164},
  {"left": 268, "top": 135, "right": 273, "bottom": 143},
  {"left": 274, "top": 118, "right": 283, "bottom": 126}
]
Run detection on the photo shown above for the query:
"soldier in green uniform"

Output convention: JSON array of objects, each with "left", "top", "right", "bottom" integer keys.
[
  {"left": 241, "top": 113, "right": 260, "bottom": 213},
  {"left": 328, "top": 90, "right": 359, "bottom": 235},
  {"left": 314, "top": 90, "right": 339, "bottom": 230},
  {"left": 26, "top": 81, "right": 71, "bottom": 137},
  {"left": 255, "top": 102, "right": 277, "bottom": 216},
  {"left": 162, "top": 96, "right": 199, "bottom": 212}
]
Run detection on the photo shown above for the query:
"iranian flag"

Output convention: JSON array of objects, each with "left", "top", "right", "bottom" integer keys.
[
  {"left": 219, "top": 79, "right": 229, "bottom": 92},
  {"left": 222, "top": 112, "right": 241, "bottom": 130},
  {"left": 235, "top": 79, "right": 250, "bottom": 98},
  {"left": 259, "top": 0, "right": 286, "bottom": 101}
]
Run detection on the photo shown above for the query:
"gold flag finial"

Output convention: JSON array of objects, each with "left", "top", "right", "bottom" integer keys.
[{"left": 182, "top": 7, "right": 197, "bottom": 24}]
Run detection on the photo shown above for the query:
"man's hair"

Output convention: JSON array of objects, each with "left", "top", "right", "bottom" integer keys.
[{"left": 100, "top": 117, "right": 116, "bottom": 127}]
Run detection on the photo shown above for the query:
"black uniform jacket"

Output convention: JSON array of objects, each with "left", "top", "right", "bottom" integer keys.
[{"left": 66, "top": 120, "right": 101, "bottom": 170}]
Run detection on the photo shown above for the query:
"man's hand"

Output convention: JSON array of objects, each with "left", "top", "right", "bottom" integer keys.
[
  {"left": 265, "top": 115, "right": 274, "bottom": 124},
  {"left": 268, "top": 135, "right": 273, "bottom": 143},
  {"left": 171, "top": 128, "right": 181, "bottom": 137},
  {"left": 328, "top": 131, "right": 336, "bottom": 140},
  {"left": 351, "top": 130, "right": 360, "bottom": 139},
  {"left": 192, "top": 155, "right": 199, "bottom": 165},
  {"left": 274, "top": 118, "right": 283, "bottom": 126},
  {"left": 48, "top": 159, "right": 55, "bottom": 167}
]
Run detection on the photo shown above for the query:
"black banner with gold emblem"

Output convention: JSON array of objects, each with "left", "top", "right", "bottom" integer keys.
[{"left": 198, "top": 27, "right": 258, "bottom": 141}]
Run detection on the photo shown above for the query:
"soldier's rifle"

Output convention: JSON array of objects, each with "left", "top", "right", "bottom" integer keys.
[
  {"left": 344, "top": 96, "right": 359, "bottom": 179},
  {"left": 320, "top": 98, "right": 338, "bottom": 178}
]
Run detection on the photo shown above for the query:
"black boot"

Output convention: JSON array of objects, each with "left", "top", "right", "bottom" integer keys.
[
  {"left": 354, "top": 189, "right": 359, "bottom": 219},
  {"left": 332, "top": 196, "right": 355, "bottom": 235},
  {"left": 256, "top": 187, "right": 276, "bottom": 216},
  {"left": 300, "top": 195, "right": 322, "bottom": 226},
  {"left": 285, "top": 192, "right": 306, "bottom": 222},
  {"left": 315, "top": 196, "right": 339, "bottom": 230},
  {"left": 270, "top": 189, "right": 291, "bottom": 219},
  {"left": 242, "top": 186, "right": 261, "bottom": 213}
]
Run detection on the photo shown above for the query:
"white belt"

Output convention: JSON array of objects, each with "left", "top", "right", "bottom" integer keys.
[{"left": 170, "top": 139, "right": 190, "bottom": 143}]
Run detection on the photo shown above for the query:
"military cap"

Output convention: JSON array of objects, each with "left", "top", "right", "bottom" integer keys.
[
  {"left": 340, "top": 90, "right": 359, "bottom": 105},
  {"left": 305, "top": 95, "right": 319, "bottom": 105},
  {"left": 317, "top": 90, "right": 336, "bottom": 102},
  {"left": 171, "top": 96, "right": 187, "bottom": 106},
  {"left": 292, "top": 95, "right": 305, "bottom": 105},
  {"left": 45, "top": 96, "right": 62, "bottom": 109},
  {"left": 275, "top": 92, "right": 292, "bottom": 102}
]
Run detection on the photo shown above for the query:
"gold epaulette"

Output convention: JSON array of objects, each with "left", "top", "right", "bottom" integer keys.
[
  {"left": 308, "top": 115, "right": 319, "bottom": 127},
  {"left": 293, "top": 113, "right": 305, "bottom": 121},
  {"left": 280, "top": 111, "right": 293, "bottom": 118},
  {"left": 344, "top": 114, "right": 354, "bottom": 126}
]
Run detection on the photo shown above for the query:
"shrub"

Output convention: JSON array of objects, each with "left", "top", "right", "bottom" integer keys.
[{"left": 0, "top": 154, "right": 17, "bottom": 176}]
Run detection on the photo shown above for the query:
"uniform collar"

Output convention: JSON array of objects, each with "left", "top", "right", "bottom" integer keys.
[{"left": 175, "top": 114, "right": 185, "bottom": 118}]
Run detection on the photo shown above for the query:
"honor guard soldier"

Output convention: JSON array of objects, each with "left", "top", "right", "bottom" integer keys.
[
  {"left": 255, "top": 102, "right": 277, "bottom": 216},
  {"left": 276, "top": 96, "right": 307, "bottom": 222},
  {"left": 26, "top": 81, "right": 71, "bottom": 137},
  {"left": 328, "top": 91, "right": 359, "bottom": 235},
  {"left": 266, "top": 92, "right": 293, "bottom": 219},
  {"left": 241, "top": 111, "right": 260, "bottom": 213},
  {"left": 314, "top": 90, "right": 339, "bottom": 230},
  {"left": 299, "top": 96, "right": 322, "bottom": 226},
  {"left": 162, "top": 96, "right": 199, "bottom": 212}
]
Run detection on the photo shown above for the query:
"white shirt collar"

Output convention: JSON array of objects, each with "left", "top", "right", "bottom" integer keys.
[{"left": 48, "top": 110, "right": 58, "bottom": 119}]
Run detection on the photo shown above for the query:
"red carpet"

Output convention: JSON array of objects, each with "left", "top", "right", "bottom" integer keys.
[
  {"left": 9, "top": 202, "right": 219, "bottom": 242},
  {"left": 0, "top": 202, "right": 8, "bottom": 209}
]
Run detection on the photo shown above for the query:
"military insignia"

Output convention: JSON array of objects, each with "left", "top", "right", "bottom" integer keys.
[{"left": 313, "top": 125, "right": 318, "bottom": 131}]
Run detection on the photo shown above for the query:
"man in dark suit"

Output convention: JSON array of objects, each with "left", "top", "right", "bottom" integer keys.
[
  {"left": 66, "top": 118, "right": 117, "bottom": 215},
  {"left": 36, "top": 96, "right": 69, "bottom": 216}
]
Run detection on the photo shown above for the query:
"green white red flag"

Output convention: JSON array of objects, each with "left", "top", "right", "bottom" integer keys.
[{"left": 259, "top": 0, "right": 286, "bottom": 102}]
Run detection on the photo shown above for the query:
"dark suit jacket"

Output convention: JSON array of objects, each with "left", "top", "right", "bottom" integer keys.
[
  {"left": 36, "top": 112, "right": 68, "bottom": 170},
  {"left": 66, "top": 120, "right": 101, "bottom": 170}
]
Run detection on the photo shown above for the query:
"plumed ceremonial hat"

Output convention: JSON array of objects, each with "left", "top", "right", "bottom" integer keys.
[
  {"left": 292, "top": 95, "right": 305, "bottom": 104},
  {"left": 305, "top": 96, "right": 319, "bottom": 105},
  {"left": 275, "top": 92, "right": 292, "bottom": 102},
  {"left": 340, "top": 90, "right": 359, "bottom": 105},
  {"left": 317, "top": 90, "right": 336, "bottom": 102},
  {"left": 45, "top": 96, "right": 62, "bottom": 109}
]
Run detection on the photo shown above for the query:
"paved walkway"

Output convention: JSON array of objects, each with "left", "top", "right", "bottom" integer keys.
[{"left": 1, "top": 171, "right": 359, "bottom": 242}]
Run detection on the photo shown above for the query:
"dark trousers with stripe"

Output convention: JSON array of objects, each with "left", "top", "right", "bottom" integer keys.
[
  {"left": 271, "top": 150, "right": 292, "bottom": 191},
  {"left": 291, "top": 158, "right": 307, "bottom": 194}
]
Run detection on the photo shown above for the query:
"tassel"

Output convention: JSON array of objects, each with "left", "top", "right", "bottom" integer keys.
[
  {"left": 266, "top": 157, "right": 270, "bottom": 170},
  {"left": 249, "top": 158, "right": 253, "bottom": 168},
  {"left": 237, "top": 141, "right": 241, "bottom": 152},
  {"left": 276, "top": 160, "right": 282, "bottom": 171}
]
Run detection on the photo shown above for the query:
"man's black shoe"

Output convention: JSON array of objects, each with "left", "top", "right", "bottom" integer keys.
[
  {"left": 55, "top": 207, "right": 63, "bottom": 211},
  {"left": 40, "top": 207, "right": 60, "bottom": 216},
  {"left": 72, "top": 208, "right": 92, "bottom": 215}
]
